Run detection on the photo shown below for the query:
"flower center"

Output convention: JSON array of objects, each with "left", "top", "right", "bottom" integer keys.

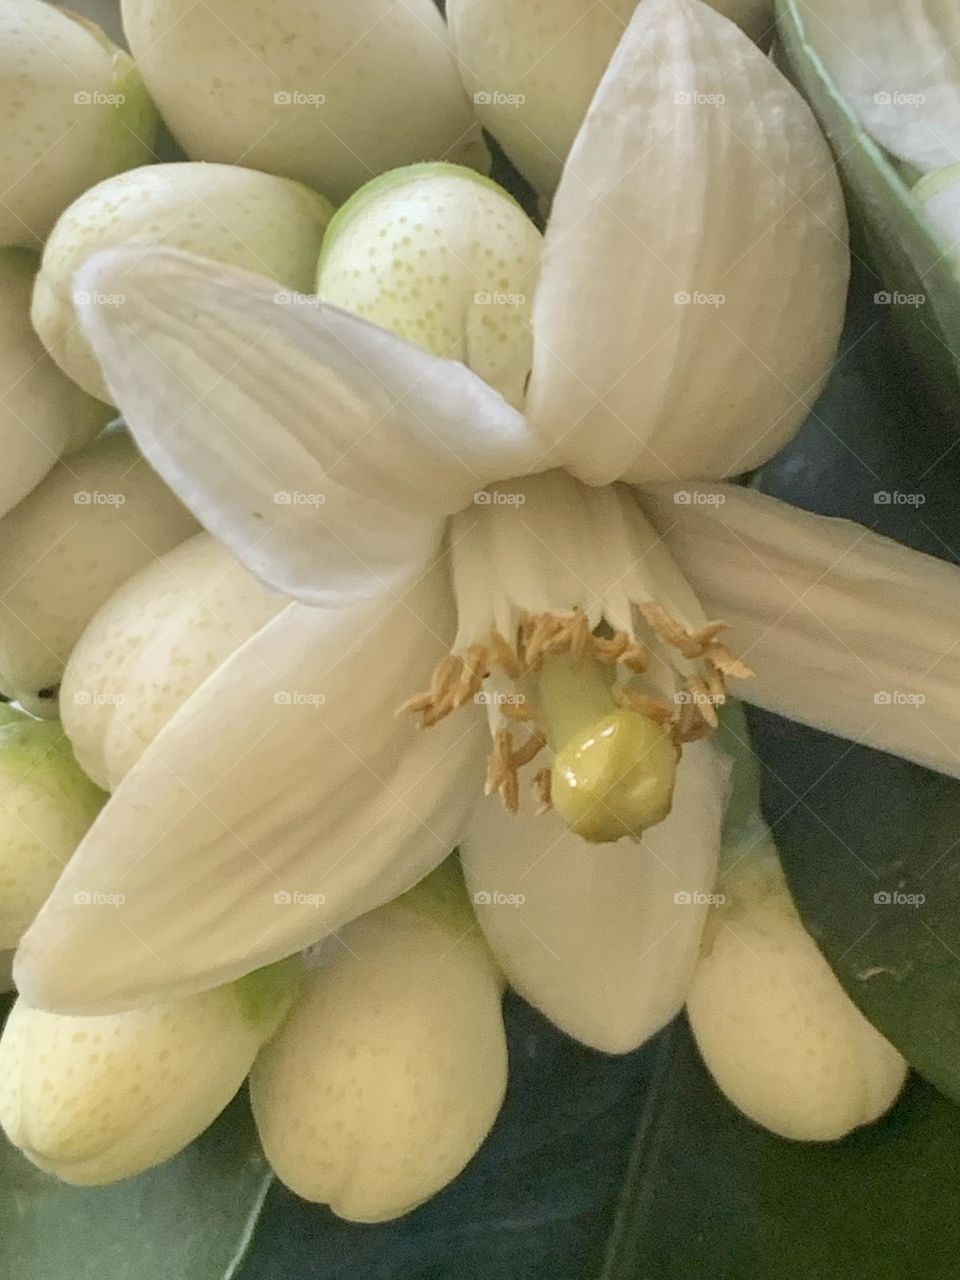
[{"left": 399, "top": 605, "right": 749, "bottom": 842}]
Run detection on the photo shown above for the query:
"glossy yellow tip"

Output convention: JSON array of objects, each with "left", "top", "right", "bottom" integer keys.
[{"left": 550, "top": 710, "right": 677, "bottom": 843}]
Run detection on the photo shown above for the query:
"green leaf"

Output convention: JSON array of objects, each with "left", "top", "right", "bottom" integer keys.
[
  {"left": 602, "top": 1021, "right": 960, "bottom": 1280},
  {"left": 0, "top": 1092, "right": 271, "bottom": 1280},
  {"left": 776, "top": 0, "right": 960, "bottom": 414}
]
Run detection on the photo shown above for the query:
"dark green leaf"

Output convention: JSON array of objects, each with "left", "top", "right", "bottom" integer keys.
[
  {"left": 0, "top": 1092, "right": 271, "bottom": 1280},
  {"left": 602, "top": 1021, "right": 960, "bottom": 1280},
  {"left": 776, "top": 0, "right": 960, "bottom": 416}
]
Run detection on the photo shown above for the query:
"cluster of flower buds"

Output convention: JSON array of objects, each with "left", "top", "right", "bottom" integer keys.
[{"left": 0, "top": 0, "right": 948, "bottom": 1227}]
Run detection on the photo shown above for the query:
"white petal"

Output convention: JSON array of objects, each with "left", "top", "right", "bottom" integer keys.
[
  {"left": 0, "top": 428, "right": 198, "bottom": 705},
  {"left": 460, "top": 739, "right": 728, "bottom": 1053},
  {"left": 76, "top": 248, "right": 537, "bottom": 604},
  {"left": 0, "top": 249, "right": 109, "bottom": 519},
  {"left": 250, "top": 866, "right": 507, "bottom": 1221},
  {"left": 798, "top": 0, "right": 960, "bottom": 174},
  {"left": 689, "top": 847, "right": 907, "bottom": 1140},
  {"left": 526, "top": 0, "right": 848, "bottom": 484},
  {"left": 644, "top": 482, "right": 960, "bottom": 779},
  {"left": 62, "top": 532, "right": 287, "bottom": 791},
  {"left": 16, "top": 563, "right": 485, "bottom": 1013}
]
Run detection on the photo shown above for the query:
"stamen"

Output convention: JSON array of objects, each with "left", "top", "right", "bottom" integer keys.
[{"left": 399, "top": 604, "right": 750, "bottom": 821}]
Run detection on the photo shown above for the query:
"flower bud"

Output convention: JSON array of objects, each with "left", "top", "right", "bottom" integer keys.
[
  {"left": 0, "top": 719, "right": 104, "bottom": 951},
  {"left": 0, "top": 429, "right": 198, "bottom": 709},
  {"left": 250, "top": 862, "right": 508, "bottom": 1221},
  {"left": 121, "top": 0, "right": 489, "bottom": 205},
  {"left": 0, "top": 250, "right": 111, "bottom": 519},
  {"left": 317, "top": 164, "right": 540, "bottom": 407},
  {"left": 448, "top": 0, "right": 773, "bottom": 196},
  {"left": 0, "top": 1, "right": 158, "bottom": 247},
  {"left": 687, "top": 846, "right": 907, "bottom": 1140},
  {"left": 33, "top": 161, "right": 335, "bottom": 403},
  {"left": 63, "top": 532, "right": 286, "bottom": 791},
  {"left": 0, "top": 960, "right": 300, "bottom": 1185}
]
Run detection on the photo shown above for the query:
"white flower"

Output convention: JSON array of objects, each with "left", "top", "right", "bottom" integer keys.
[
  {"left": 15, "top": 0, "right": 955, "bottom": 1067},
  {"left": 0, "top": 0, "right": 158, "bottom": 247},
  {"left": 121, "top": 0, "right": 489, "bottom": 204}
]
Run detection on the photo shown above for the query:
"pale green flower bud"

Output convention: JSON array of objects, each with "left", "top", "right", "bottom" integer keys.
[
  {"left": 0, "top": 719, "right": 104, "bottom": 951},
  {"left": 33, "top": 161, "right": 335, "bottom": 403},
  {"left": 121, "top": 0, "right": 489, "bottom": 205},
  {"left": 0, "top": 429, "right": 198, "bottom": 709},
  {"left": 0, "top": 250, "right": 111, "bottom": 520},
  {"left": 316, "top": 164, "right": 540, "bottom": 408},
  {"left": 62, "top": 532, "right": 286, "bottom": 791},
  {"left": 687, "top": 845, "right": 907, "bottom": 1141},
  {"left": 0, "top": 960, "right": 300, "bottom": 1186},
  {"left": 250, "top": 862, "right": 508, "bottom": 1221},
  {"left": 0, "top": 1, "right": 158, "bottom": 247}
]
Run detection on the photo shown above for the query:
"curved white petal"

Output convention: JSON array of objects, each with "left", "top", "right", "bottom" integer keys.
[
  {"left": 526, "top": 0, "right": 847, "bottom": 484},
  {"left": 799, "top": 0, "right": 960, "bottom": 174},
  {"left": 460, "top": 739, "right": 728, "bottom": 1053},
  {"left": 16, "top": 563, "right": 486, "bottom": 1013},
  {"left": 644, "top": 482, "right": 960, "bottom": 779},
  {"left": 75, "top": 248, "right": 538, "bottom": 604}
]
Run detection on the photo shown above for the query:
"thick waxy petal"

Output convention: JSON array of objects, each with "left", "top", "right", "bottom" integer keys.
[
  {"left": 799, "top": 0, "right": 960, "bottom": 175},
  {"left": 643, "top": 482, "right": 960, "bottom": 779},
  {"left": 62, "top": 532, "right": 287, "bottom": 791},
  {"left": 317, "top": 164, "right": 541, "bottom": 408},
  {"left": 0, "top": 962, "right": 297, "bottom": 1185},
  {"left": 460, "top": 740, "right": 728, "bottom": 1053},
  {"left": 0, "top": 250, "right": 110, "bottom": 520},
  {"left": 16, "top": 564, "right": 485, "bottom": 1013},
  {"left": 526, "top": 0, "right": 847, "bottom": 484},
  {"left": 689, "top": 844, "right": 907, "bottom": 1140},
  {"left": 0, "top": 2, "right": 157, "bottom": 247},
  {"left": 122, "top": 0, "right": 488, "bottom": 205},
  {"left": 0, "top": 429, "right": 197, "bottom": 709},
  {"left": 33, "top": 161, "right": 334, "bottom": 404},
  {"left": 448, "top": 0, "right": 775, "bottom": 198},
  {"left": 251, "top": 865, "right": 507, "bottom": 1221},
  {"left": 76, "top": 248, "right": 537, "bottom": 605}
]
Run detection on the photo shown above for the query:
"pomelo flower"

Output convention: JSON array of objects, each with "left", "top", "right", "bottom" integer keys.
[{"left": 16, "top": 0, "right": 960, "bottom": 1059}]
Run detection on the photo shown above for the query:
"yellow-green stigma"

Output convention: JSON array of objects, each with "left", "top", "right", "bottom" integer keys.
[{"left": 537, "top": 654, "right": 678, "bottom": 842}]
